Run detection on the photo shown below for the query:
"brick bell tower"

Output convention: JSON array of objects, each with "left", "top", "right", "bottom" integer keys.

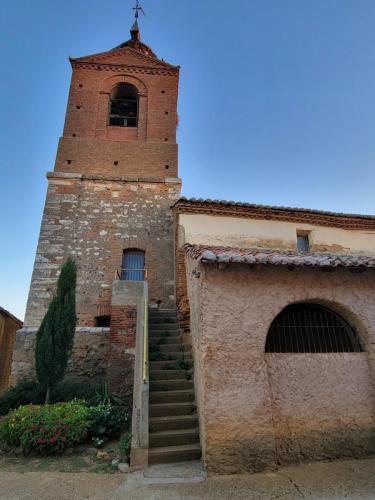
[{"left": 23, "top": 19, "right": 181, "bottom": 331}]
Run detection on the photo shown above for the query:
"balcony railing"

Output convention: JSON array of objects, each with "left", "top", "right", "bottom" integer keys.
[{"left": 115, "top": 268, "right": 148, "bottom": 281}]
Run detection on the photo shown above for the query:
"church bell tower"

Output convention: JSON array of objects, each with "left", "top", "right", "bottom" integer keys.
[{"left": 23, "top": 17, "right": 181, "bottom": 329}]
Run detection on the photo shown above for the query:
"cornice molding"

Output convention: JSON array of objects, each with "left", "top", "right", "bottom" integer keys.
[
  {"left": 173, "top": 200, "right": 375, "bottom": 231},
  {"left": 47, "top": 171, "right": 181, "bottom": 185}
]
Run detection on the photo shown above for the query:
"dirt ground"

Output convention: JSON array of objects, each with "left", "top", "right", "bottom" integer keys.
[{"left": 0, "top": 457, "right": 375, "bottom": 499}]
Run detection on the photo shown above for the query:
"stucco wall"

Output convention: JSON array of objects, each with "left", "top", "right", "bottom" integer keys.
[
  {"left": 179, "top": 214, "right": 375, "bottom": 255},
  {"left": 186, "top": 261, "right": 375, "bottom": 473}
]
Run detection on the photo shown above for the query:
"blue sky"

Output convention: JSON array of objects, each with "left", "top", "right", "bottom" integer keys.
[{"left": 1, "top": 0, "right": 375, "bottom": 320}]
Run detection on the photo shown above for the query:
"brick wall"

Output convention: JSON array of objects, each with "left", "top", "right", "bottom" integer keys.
[{"left": 107, "top": 305, "right": 137, "bottom": 397}]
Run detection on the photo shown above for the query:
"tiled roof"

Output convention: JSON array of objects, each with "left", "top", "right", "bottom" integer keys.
[
  {"left": 184, "top": 245, "right": 375, "bottom": 269},
  {"left": 0, "top": 306, "right": 23, "bottom": 326},
  {"left": 174, "top": 198, "right": 375, "bottom": 230},
  {"left": 175, "top": 197, "right": 375, "bottom": 220}
]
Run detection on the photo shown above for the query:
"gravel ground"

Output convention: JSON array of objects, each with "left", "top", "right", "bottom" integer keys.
[{"left": 0, "top": 457, "right": 375, "bottom": 499}]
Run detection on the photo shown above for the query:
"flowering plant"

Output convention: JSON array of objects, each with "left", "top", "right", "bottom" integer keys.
[{"left": 0, "top": 401, "right": 90, "bottom": 454}]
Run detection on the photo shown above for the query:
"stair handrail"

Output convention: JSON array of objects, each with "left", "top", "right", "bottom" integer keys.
[{"left": 143, "top": 298, "right": 148, "bottom": 383}]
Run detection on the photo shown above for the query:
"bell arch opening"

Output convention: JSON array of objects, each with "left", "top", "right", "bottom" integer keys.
[
  {"left": 265, "top": 302, "right": 363, "bottom": 353},
  {"left": 109, "top": 83, "right": 138, "bottom": 127}
]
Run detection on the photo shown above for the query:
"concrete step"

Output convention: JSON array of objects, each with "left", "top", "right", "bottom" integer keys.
[
  {"left": 148, "top": 320, "right": 178, "bottom": 326},
  {"left": 150, "top": 359, "right": 193, "bottom": 371},
  {"left": 149, "top": 428, "right": 200, "bottom": 448},
  {"left": 149, "top": 324, "right": 180, "bottom": 332},
  {"left": 148, "top": 330, "right": 181, "bottom": 340},
  {"left": 150, "top": 379, "right": 194, "bottom": 391},
  {"left": 149, "top": 414, "right": 199, "bottom": 432},
  {"left": 149, "top": 402, "right": 196, "bottom": 417},
  {"left": 149, "top": 352, "right": 192, "bottom": 362},
  {"left": 150, "top": 390, "right": 195, "bottom": 404},
  {"left": 150, "top": 370, "right": 191, "bottom": 381},
  {"left": 151, "top": 343, "right": 190, "bottom": 353},
  {"left": 150, "top": 335, "right": 182, "bottom": 344},
  {"left": 149, "top": 309, "right": 176, "bottom": 316},
  {"left": 148, "top": 443, "right": 201, "bottom": 464}
]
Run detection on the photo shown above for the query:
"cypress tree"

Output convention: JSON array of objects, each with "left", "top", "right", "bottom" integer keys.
[{"left": 35, "top": 257, "right": 77, "bottom": 403}]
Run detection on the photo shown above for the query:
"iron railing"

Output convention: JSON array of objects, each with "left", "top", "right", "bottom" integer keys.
[{"left": 115, "top": 268, "right": 148, "bottom": 280}]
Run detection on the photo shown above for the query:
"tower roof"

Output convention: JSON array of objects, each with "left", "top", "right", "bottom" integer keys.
[{"left": 114, "top": 19, "right": 157, "bottom": 59}]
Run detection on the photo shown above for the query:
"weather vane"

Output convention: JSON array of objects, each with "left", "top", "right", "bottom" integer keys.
[{"left": 133, "top": 0, "right": 146, "bottom": 19}]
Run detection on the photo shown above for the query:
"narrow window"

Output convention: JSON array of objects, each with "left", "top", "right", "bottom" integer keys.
[
  {"left": 122, "top": 249, "right": 145, "bottom": 281},
  {"left": 297, "top": 233, "right": 310, "bottom": 252},
  {"left": 109, "top": 83, "right": 138, "bottom": 127},
  {"left": 265, "top": 303, "right": 362, "bottom": 353},
  {"left": 95, "top": 315, "right": 111, "bottom": 327}
]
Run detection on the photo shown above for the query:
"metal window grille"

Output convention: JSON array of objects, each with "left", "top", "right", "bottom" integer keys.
[
  {"left": 265, "top": 303, "right": 362, "bottom": 353},
  {"left": 297, "top": 234, "right": 310, "bottom": 252},
  {"left": 122, "top": 250, "right": 145, "bottom": 281}
]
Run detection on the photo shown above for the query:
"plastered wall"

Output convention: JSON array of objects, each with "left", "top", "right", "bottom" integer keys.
[
  {"left": 179, "top": 214, "right": 375, "bottom": 255},
  {"left": 186, "top": 261, "right": 375, "bottom": 473}
]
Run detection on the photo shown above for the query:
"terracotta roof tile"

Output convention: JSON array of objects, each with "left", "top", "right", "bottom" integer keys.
[{"left": 184, "top": 245, "right": 375, "bottom": 269}]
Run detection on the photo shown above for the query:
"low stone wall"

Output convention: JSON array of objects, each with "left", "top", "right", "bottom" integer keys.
[
  {"left": 10, "top": 327, "right": 109, "bottom": 386},
  {"left": 186, "top": 261, "right": 375, "bottom": 474}
]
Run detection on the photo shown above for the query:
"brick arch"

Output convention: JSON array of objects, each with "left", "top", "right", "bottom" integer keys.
[
  {"left": 96, "top": 74, "right": 148, "bottom": 141},
  {"left": 100, "top": 73, "right": 148, "bottom": 95}
]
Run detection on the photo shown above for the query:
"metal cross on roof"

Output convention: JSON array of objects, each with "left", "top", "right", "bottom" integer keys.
[{"left": 133, "top": 0, "right": 145, "bottom": 19}]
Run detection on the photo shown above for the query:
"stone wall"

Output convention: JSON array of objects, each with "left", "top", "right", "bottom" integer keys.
[
  {"left": 186, "top": 260, "right": 375, "bottom": 473},
  {"left": 24, "top": 174, "right": 180, "bottom": 328},
  {"left": 10, "top": 327, "right": 109, "bottom": 386}
]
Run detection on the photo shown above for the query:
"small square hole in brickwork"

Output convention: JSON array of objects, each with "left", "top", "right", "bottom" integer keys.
[
  {"left": 165, "top": 138, "right": 168, "bottom": 142},
  {"left": 165, "top": 111, "right": 169, "bottom": 115},
  {"left": 72, "top": 134, "right": 76, "bottom": 137},
  {"left": 161, "top": 90, "right": 166, "bottom": 94},
  {"left": 165, "top": 165, "right": 169, "bottom": 170},
  {"left": 79, "top": 84, "right": 83, "bottom": 88},
  {"left": 95, "top": 315, "right": 111, "bottom": 327},
  {"left": 114, "top": 161, "right": 119, "bottom": 166},
  {"left": 76, "top": 106, "right": 81, "bottom": 110},
  {"left": 67, "top": 160, "right": 72, "bottom": 165}
]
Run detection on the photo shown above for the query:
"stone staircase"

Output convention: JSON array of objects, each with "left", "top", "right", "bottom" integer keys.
[{"left": 148, "top": 309, "right": 201, "bottom": 464}]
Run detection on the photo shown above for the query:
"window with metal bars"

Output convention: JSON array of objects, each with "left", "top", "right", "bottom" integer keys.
[{"left": 265, "top": 303, "right": 362, "bottom": 353}]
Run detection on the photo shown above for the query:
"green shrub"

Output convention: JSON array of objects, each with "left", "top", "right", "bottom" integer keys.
[
  {"left": 118, "top": 432, "right": 132, "bottom": 460},
  {"left": 87, "top": 383, "right": 125, "bottom": 407},
  {"left": 0, "top": 381, "right": 121, "bottom": 416},
  {"left": 0, "top": 401, "right": 90, "bottom": 454},
  {"left": 52, "top": 382, "right": 100, "bottom": 405},
  {"left": 88, "top": 404, "right": 129, "bottom": 447},
  {"left": 0, "top": 380, "right": 45, "bottom": 416}
]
